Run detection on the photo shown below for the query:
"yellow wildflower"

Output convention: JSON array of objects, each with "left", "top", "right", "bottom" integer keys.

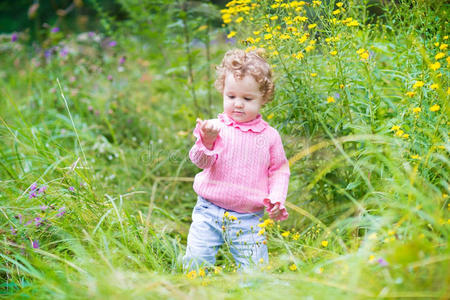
[
  {"left": 214, "top": 266, "right": 222, "bottom": 274},
  {"left": 253, "top": 31, "right": 260, "bottom": 35},
  {"left": 227, "top": 31, "right": 236, "bottom": 39},
  {"left": 368, "top": 255, "right": 375, "bottom": 262},
  {"left": 356, "top": 48, "right": 366, "bottom": 55},
  {"left": 264, "top": 33, "right": 273, "bottom": 40},
  {"left": 298, "top": 34, "right": 308, "bottom": 43},
  {"left": 444, "top": 36, "right": 449, "bottom": 40},
  {"left": 430, "top": 83, "right": 439, "bottom": 90},
  {"left": 411, "top": 154, "right": 420, "bottom": 159},
  {"left": 402, "top": 133, "right": 409, "bottom": 139},
  {"left": 336, "top": 2, "right": 343, "bottom": 7},
  {"left": 258, "top": 218, "right": 274, "bottom": 228},
  {"left": 412, "top": 107, "right": 421, "bottom": 113},
  {"left": 405, "top": 91, "right": 416, "bottom": 97},
  {"left": 187, "top": 270, "right": 197, "bottom": 279},
  {"left": 390, "top": 125, "right": 400, "bottom": 131},
  {"left": 294, "top": 16, "right": 308, "bottom": 23},
  {"left": 339, "top": 84, "right": 345, "bottom": 89},
  {"left": 281, "top": 231, "right": 290, "bottom": 237},
  {"left": 429, "top": 62, "right": 441, "bottom": 70},
  {"left": 308, "top": 23, "right": 317, "bottom": 29},
  {"left": 395, "top": 130, "right": 404, "bottom": 137},
  {"left": 259, "top": 258, "right": 264, "bottom": 264},
  {"left": 293, "top": 52, "right": 304, "bottom": 60},
  {"left": 435, "top": 52, "right": 445, "bottom": 60},
  {"left": 439, "top": 43, "right": 448, "bottom": 50},
  {"left": 305, "top": 45, "right": 315, "bottom": 52},
  {"left": 224, "top": 211, "right": 229, "bottom": 218},
  {"left": 332, "top": 9, "right": 341, "bottom": 15},
  {"left": 292, "top": 232, "right": 300, "bottom": 240},
  {"left": 235, "top": 17, "right": 244, "bottom": 23},
  {"left": 434, "top": 42, "right": 440, "bottom": 47},
  {"left": 198, "top": 25, "right": 207, "bottom": 31},
  {"left": 412, "top": 81, "right": 424, "bottom": 89},
  {"left": 310, "top": 72, "right": 317, "bottom": 77},
  {"left": 267, "top": 113, "right": 274, "bottom": 119},
  {"left": 198, "top": 268, "right": 206, "bottom": 277},
  {"left": 430, "top": 104, "right": 440, "bottom": 112},
  {"left": 321, "top": 240, "right": 328, "bottom": 247},
  {"left": 270, "top": 16, "right": 278, "bottom": 21},
  {"left": 289, "top": 264, "right": 297, "bottom": 271},
  {"left": 359, "top": 50, "right": 370, "bottom": 60},
  {"left": 347, "top": 20, "right": 359, "bottom": 26},
  {"left": 257, "top": 228, "right": 265, "bottom": 236},
  {"left": 327, "top": 96, "right": 335, "bottom": 103},
  {"left": 330, "top": 50, "right": 337, "bottom": 56}
]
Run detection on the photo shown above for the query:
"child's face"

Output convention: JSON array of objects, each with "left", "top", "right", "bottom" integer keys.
[{"left": 223, "top": 73, "right": 267, "bottom": 123}]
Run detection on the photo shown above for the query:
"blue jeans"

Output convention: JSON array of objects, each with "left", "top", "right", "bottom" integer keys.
[{"left": 183, "top": 196, "right": 268, "bottom": 271}]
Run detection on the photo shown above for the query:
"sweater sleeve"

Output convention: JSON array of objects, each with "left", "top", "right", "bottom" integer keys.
[
  {"left": 189, "top": 121, "right": 222, "bottom": 169},
  {"left": 263, "top": 130, "right": 290, "bottom": 221}
]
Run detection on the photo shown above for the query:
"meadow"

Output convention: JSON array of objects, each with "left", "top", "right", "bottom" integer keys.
[{"left": 0, "top": 0, "right": 448, "bottom": 299}]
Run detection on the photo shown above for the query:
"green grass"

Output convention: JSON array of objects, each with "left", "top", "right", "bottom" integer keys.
[{"left": 0, "top": 0, "right": 449, "bottom": 298}]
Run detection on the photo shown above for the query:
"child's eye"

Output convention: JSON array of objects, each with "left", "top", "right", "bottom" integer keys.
[
  {"left": 228, "top": 95, "right": 235, "bottom": 99},
  {"left": 244, "top": 97, "right": 252, "bottom": 101}
]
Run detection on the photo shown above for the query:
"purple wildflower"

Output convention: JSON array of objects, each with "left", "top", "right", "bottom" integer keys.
[
  {"left": 225, "top": 37, "right": 236, "bottom": 45},
  {"left": 44, "top": 50, "right": 52, "bottom": 59},
  {"left": 38, "top": 186, "right": 47, "bottom": 194},
  {"left": 35, "top": 217, "right": 43, "bottom": 226},
  {"left": 56, "top": 207, "right": 66, "bottom": 217},
  {"left": 60, "top": 48, "right": 69, "bottom": 57},
  {"left": 88, "top": 105, "right": 94, "bottom": 112},
  {"left": 15, "top": 214, "right": 23, "bottom": 224},
  {"left": 32, "top": 240, "right": 39, "bottom": 249},
  {"left": 25, "top": 219, "right": 33, "bottom": 226},
  {"left": 40, "top": 205, "right": 49, "bottom": 211},
  {"left": 107, "top": 75, "right": 113, "bottom": 81},
  {"left": 88, "top": 32, "right": 95, "bottom": 38},
  {"left": 377, "top": 258, "right": 388, "bottom": 267},
  {"left": 119, "top": 56, "right": 126, "bottom": 65},
  {"left": 334, "top": 93, "right": 340, "bottom": 99},
  {"left": 51, "top": 27, "right": 60, "bottom": 33},
  {"left": 68, "top": 186, "right": 75, "bottom": 192},
  {"left": 29, "top": 192, "right": 37, "bottom": 199},
  {"left": 30, "top": 182, "right": 38, "bottom": 191},
  {"left": 108, "top": 40, "right": 117, "bottom": 47},
  {"left": 10, "top": 226, "right": 17, "bottom": 235},
  {"left": 11, "top": 33, "right": 18, "bottom": 42}
]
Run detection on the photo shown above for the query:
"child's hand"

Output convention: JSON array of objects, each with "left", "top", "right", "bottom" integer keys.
[
  {"left": 197, "top": 118, "right": 220, "bottom": 150},
  {"left": 267, "top": 203, "right": 282, "bottom": 220}
]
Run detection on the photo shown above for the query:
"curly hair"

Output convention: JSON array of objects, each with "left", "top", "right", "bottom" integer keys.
[{"left": 214, "top": 48, "right": 275, "bottom": 102}]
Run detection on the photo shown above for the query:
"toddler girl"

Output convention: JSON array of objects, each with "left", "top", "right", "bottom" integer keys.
[{"left": 183, "top": 49, "right": 290, "bottom": 271}]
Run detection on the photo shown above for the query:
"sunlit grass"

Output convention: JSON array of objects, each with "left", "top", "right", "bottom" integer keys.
[{"left": 1, "top": 0, "right": 449, "bottom": 298}]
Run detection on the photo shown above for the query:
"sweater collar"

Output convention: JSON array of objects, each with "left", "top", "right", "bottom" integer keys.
[{"left": 218, "top": 113, "right": 268, "bottom": 133}]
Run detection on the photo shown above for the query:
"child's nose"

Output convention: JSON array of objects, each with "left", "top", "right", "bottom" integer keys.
[{"left": 235, "top": 100, "right": 244, "bottom": 108}]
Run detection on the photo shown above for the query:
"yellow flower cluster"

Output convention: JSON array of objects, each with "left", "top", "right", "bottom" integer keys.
[
  {"left": 356, "top": 48, "right": 370, "bottom": 61},
  {"left": 390, "top": 125, "right": 409, "bottom": 139},
  {"left": 223, "top": 211, "right": 237, "bottom": 221},
  {"left": 258, "top": 218, "right": 274, "bottom": 228},
  {"left": 221, "top": 0, "right": 255, "bottom": 24}
]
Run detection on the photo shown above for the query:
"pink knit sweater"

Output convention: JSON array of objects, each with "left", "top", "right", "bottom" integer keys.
[{"left": 189, "top": 113, "right": 290, "bottom": 221}]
